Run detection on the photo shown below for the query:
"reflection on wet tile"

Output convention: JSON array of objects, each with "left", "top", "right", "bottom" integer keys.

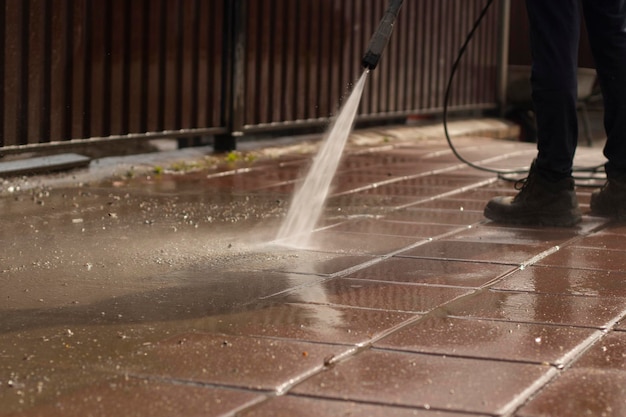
[
  {"left": 346, "top": 257, "right": 514, "bottom": 287},
  {"left": 322, "top": 195, "right": 410, "bottom": 217},
  {"left": 598, "top": 223, "right": 626, "bottom": 236},
  {"left": 239, "top": 395, "right": 483, "bottom": 417},
  {"left": 446, "top": 290, "right": 626, "bottom": 327},
  {"left": 574, "top": 232, "right": 626, "bottom": 251},
  {"left": 384, "top": 208, "right": 484, "bottom": 225},
  {"left": 0, "top": 362, "right": 117, "bottom": 414},
  {"left": 573, "top": 332, "right": 626, "bottom": 371},
  {"left": 326, "top": 193, "right": 418, "bottom": 208},
  {"left": 124, "top": 333, "right": 342, "bottom": 391},
  {"left": 292, "top": 350, "right": 549, "bottom": 414},
  {"left": 1, "top": 272, "right": 337, "bottom": 335},
  {"left": 492, "top": 266, "right": 626, "bottom": 297},
  {"left": 376, "top": 316, "right": 595, "bottom": 365},
  {"left": 415, "top": 198, "right": 487, "bottom": 212},
  {"left": 482, "top": 216, "right": 608, "bottom": 236},
  {"left": 279, "top": 278, "right": 470, "bottom": 313},
  {"left": 205, "top": 170, "right": 297, "bottom": 191},
  {"left": 452, "top": 225, "right": 578, "bottom": 245},
  {"left": 537, "top": 247, "right": 626, "bottom": 272},
  {"left": 350, "top": 185, "right": 452, "bottom": 199},
  {"left": 400, "top": 240, "right": 549, "bottom": 264},
  {"left": 455, "top": 188, "right": 517, "bottom": 201},
  {"left": 13, "top": 377, "right": 263, "bottom": 417},
  {"left": 397, "top": 174, "right": 492, "bottom": 188},
  {"left": 253, "top": 251, "right": 376, "bottom": 276},
  {"left": 326, "top": 219, "right": 459, "bottom": 238},
  {"left": 204, "top": 302, "right": 417, "bottom": 345},
  {"left": 517, "top": 369, "right": 626, "bottom": 417},
  {"left": 331, "top": 174, "right": 406, "bottom": 193},
  {"left": 305, "top": 230, "right": 419, "bottom": 255}
]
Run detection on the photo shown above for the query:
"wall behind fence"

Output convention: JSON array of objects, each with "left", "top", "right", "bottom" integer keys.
[{"left": 0, "top": 0, "right": 504, "bottom": 154}]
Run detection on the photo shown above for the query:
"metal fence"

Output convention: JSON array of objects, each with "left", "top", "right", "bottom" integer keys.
[{"left": 0, "top": 0, "right": 507, "bottom": 154}]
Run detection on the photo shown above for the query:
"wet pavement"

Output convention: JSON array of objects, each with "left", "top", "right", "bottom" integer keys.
[{"left": 1, "top": 119, "right": 625, "bottom": 416}]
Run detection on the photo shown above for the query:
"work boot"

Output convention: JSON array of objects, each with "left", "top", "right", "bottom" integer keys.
[
  {"left": 590, "top": 175, "right": 626, "bottom": 221},
  {"left": 484, "top": 163, "right": 581, "bottom": 227}
]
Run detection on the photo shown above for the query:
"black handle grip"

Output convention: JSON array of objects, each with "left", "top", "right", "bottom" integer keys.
[{"left": 361, "top": 0, "right": 404, "bottom": 70}]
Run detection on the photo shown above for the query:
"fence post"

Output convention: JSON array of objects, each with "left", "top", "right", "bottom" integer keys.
[{"left": 214, "top": 0, "right": 246, "bottom": 153}]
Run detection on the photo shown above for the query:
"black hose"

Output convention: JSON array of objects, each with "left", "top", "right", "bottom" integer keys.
[{"left": 441, "top": 0, "right": 605, "bottom": 185}]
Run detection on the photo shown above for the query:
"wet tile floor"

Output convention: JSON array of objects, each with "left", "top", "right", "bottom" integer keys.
[{"left": 1, "top": 128, "right": 626, "bottom": 417}]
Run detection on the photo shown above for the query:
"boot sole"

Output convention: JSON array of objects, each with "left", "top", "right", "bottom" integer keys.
[{"left": 484, "top": 206, "right": 582, "bottom": 227}]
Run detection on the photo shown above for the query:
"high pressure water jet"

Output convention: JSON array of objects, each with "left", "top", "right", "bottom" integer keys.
[
  {"left": 362, "top": 0, "right": 404, "bottom": 70},
  {"left": 276, "top": 0, "right": 404, "bottom": 247}
]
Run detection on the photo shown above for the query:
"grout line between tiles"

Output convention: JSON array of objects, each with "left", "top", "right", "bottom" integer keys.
[
  {"left": 269, "top": 216, "right": 620, "bottom": 415},
  {"left": 236, "top": 150, "right": 612, "bottom": 416},
  {"left": 499, "top": 306, "right": 626, "bottom": 417}
]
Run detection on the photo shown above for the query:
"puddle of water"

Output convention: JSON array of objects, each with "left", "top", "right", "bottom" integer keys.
[{"left": 276, "top": 70, "right": 369, "bottom": 248}]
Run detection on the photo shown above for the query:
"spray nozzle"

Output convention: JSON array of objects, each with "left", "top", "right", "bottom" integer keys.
[{"left": 361, "top": 0, "right": 404, "bottom": 70}]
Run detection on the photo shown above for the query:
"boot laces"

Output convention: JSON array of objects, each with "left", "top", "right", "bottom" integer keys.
[
  {"left": 514, "top": 175, "right": 536, "bottom": 192},
  {"left": 513, "top": 174, "right": 537, "bottom": 202},
  {"left": 514, "top": 177, "right": 529, "bottom": 191}
]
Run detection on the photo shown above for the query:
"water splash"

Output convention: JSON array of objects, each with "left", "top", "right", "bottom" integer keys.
[{"left": 276, "top": 70, "right": 369, "bottom": 248}]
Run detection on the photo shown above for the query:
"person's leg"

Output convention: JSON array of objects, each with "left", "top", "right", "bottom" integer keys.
[
  {"left": 582, "top": 0, "right": 626, "bottom": 176},
  {"left": 526, "top": 0, "right": 581, "bottom": 180},
  {"left": 483, "top": 0, "right": 582, "bottom": 226},
  {"left": 584, "top": 0, "right": 626, "bottom": 219}
]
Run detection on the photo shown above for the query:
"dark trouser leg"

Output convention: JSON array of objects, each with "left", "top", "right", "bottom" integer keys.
[
  {"left": 582, "top": 0, "right": 626, "bottom": 177},
  {"left": 525, "top": 0, "right": 580, "bottom": 180}
]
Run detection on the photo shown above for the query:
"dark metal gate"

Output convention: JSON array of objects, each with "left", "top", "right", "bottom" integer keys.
[{"left": 0, "top": 0, "right": 507, "bottom": 155}]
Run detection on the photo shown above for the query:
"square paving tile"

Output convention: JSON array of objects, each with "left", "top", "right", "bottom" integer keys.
[
  {"left": 349, "top": 184, "right": 453, "bottom": 200},
  {"left": 292, "top": 349, "right": 550, "bottom": 415},
  {"left": 590, "top": 222, "right": 626, "bottom": 236},
  {"left": 375, "top": 315, "right": 596, "bottom": 365},
  {"left": 121, "top": 333, "right": 343, "bottom": 392},
  {"left": 345, "top": 257, "right": 515, "bottom": 287},
  {"left": 572, "top": 331, "right": 626, "bottom": 371},
  {"left": 202, "top": 302, "right": 417, "bottom": 345},
  {"left": 537, "top": 246, "right": 626, "bottom": 272},
  {"left": 239, "top": 395, "right": 485, "bottom": 417},
  {"left": 0, "top": 363, "right": 118, "bottom": 414},
  {"left": 304, "top": 230, "right": 419, "bottom": 256},
  {"left": 399, "top": 240, "right": 550, "bottom": 265},
  {"left": 410, "top": 198, "right": 486, "bottom": 212},
  {"left": 324, "top": 193, "right": 418, "bottom": 214},
  {"left": 246, "top": 250, "right": 376, "bottom": 276},
  {"left": 454, "top": 187, "right": 517, "bottom": 201},
  {"left": 332, "top": 172, "right": 404, "bottom": 188},
  {"left": 277, "top": 278, "right": 471, "bottom": 313},
  {"left": 492, "top": 266, "right": 626, "bottom": 297},
  {"left": 325, "top": 219, "right": 460, "bottom": 239},
  {"left": 451, "top": 225, "right": 579, "bottom": 245},
  {"left": 396, "top": 174, "right": 491, "bottom": 188},
  {"left": 573, "top": 231, "right": 626, "bottom": 251},
  {"left": 445, "top": 290, "right": 626, "bottom": 327},
  {"left": 326, "top": 192, "right": 419, "bottom": 207},
  {"left": 517, "top": 369, "right": 626, "bottom": 417},
  {"left": 11, "top": 377, "right": 263, "bottom": 417},
  {"left": 482, "top": 216, "right": 608, "bottom": 236},
  {"left": 384, "top": 208, "right": 485, "bottom": 225}
]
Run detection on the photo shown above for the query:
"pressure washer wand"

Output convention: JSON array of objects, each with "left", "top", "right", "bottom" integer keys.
[{"left": 361, "top": 0, "right": 404, "bottom": 70}]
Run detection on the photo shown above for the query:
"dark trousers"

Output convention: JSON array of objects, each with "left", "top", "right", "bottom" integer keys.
[{"left": 526, "top": 0, "right": 626, "bottom": 179}]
